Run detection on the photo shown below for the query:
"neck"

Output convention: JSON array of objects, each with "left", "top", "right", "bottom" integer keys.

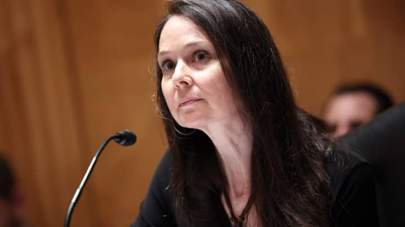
[{"left": 202, "top": 116, "right": 252, "bottom": 199}]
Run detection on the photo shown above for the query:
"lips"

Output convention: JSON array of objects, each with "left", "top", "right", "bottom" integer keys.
[{"left": 178, "top": 98, "right": 203, "bottom": 108}]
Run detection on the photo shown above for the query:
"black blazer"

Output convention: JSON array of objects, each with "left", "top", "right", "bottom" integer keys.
[{"left": 339, "top": 103, "right": 405, "bottom": 227}]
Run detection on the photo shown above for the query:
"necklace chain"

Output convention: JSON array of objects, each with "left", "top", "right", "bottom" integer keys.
[{"left": 230, "top": 215, "right": 247, "bottom": 227}]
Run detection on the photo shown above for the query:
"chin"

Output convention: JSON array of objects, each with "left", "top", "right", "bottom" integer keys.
[
  {"left": 177, "top": 121, "right": 201, "bottom": 130},
  {"left": 176, "top": 115, "right": 205, "bottom": 130}
]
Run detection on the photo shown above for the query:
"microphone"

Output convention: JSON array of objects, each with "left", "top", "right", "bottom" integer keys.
[
  {"left": 113, "top": 130, "right": 137, "bottom": 146},
  {"left": 64, "top": 130, "right": 137, "bottom": 227}
]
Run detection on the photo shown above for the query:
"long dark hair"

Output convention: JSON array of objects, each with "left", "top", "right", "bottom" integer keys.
[{"left": 154, "top": 0, "right": 331, "bottom": 226}]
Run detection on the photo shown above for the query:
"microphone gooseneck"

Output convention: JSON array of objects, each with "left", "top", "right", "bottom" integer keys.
[{"left": 64, "top": 130, "right": 136, "bottom": 227}]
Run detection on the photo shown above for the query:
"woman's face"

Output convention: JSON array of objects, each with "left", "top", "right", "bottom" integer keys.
[{"left": 158, "top": 16, "right": 239, "bottom": 130}]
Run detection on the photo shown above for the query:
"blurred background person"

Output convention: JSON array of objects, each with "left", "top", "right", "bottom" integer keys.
[
  {"left": 0, "top": 154, "right": 28, "bottom": 227},
  {"left": 323, "top": 82, "right": 394, "bottom": 138}
]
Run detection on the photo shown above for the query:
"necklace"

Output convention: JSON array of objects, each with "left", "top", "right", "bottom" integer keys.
[
  {"left": 226, "top": 193, "right": 256, "bottom": 227},
  {"left": 230, "top": 215, "right": 247, "bottom": 227}
]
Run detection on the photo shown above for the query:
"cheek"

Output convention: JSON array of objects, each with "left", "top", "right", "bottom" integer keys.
[
  {"left": 209, "top": 72, "right": 234, "bottom": 104},
  {"left": 201, "top": 64, "right": 229, "bottom": 95},
  {"left": 161, "top": 81, "right": 168, "bottom": 100},
  {"left": 161, "top": 81, "right": 175, "bottom": 112}
]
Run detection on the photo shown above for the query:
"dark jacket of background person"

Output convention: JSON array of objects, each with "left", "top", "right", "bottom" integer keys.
[{"left": 338, "top": 103, "right": 405, "bottom": 227}]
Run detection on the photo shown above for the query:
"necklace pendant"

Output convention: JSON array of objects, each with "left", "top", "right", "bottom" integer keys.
[{"left": 231, "top": 218, "right": 244, "bottom": 227}]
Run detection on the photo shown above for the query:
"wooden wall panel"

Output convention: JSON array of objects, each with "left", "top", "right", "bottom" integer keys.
[
  {"left": 0, "top": 0, "right": 102, "bottom": 226},
  {"left": 0, "top": 0, "right": 404, "bottom": 227},
  {"left": 249, "top": 0, "right": 405, "bottom": 114},
  {"left": 59, "top": 0, "right": 167, "bottom": 226}
]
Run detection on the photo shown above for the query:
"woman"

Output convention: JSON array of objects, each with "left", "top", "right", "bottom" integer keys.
[{"left": 133, "top": 0, "right": 378, "bottom": 226}]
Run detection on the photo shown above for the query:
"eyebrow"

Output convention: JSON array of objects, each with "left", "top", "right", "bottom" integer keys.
[{"left": 158, "top": 41, "right": 209, "bottom": 59}]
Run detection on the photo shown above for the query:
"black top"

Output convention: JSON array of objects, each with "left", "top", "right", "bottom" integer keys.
[
  {"left": 131, "top": 149, "right": 379, "bottom": 227},
  {"left": 133, "top": 103, "right": 405, "bottom": 227}
]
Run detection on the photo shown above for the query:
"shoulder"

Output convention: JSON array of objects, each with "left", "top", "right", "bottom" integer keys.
[
  {"left": 132, "top": 150, "right": 176, "bottom": 227},
  {"left": 327, "top": 146, "right": 379, "bottom": 227}
]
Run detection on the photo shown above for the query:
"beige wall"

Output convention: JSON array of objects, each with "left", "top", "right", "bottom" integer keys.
[{"left": 0, "top": 0, "right": 404, "bottom": 226}]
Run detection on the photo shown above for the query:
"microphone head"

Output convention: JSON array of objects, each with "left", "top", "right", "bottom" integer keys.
[{"left": 113, "top": 130, "right": 137, "bottom": 146}]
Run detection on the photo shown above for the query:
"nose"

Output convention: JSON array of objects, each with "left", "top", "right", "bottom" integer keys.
[{"left": 172, "top": 60, "right": 192, "bottom": 89}]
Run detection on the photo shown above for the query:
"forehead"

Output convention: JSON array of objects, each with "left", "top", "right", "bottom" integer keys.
[
  {"left": 335, "top": 92, "right": 377, "bottom": 109},
  {"left": 325, "top": 92, "right": 378, "bottom": 121},
  {"left": 159, "top": 16, "right": 210, "bottom": 52}
]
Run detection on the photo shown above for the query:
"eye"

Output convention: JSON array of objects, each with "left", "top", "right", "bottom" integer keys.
[
  {"left": 349, "top": 121, "right": 363, "bottom": 130},
  {"left": 192, "top": 50, "right": 210, "bottom": 63},
  {"left": 160, "top": 60, "right": 176, "bottom": 74}
]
